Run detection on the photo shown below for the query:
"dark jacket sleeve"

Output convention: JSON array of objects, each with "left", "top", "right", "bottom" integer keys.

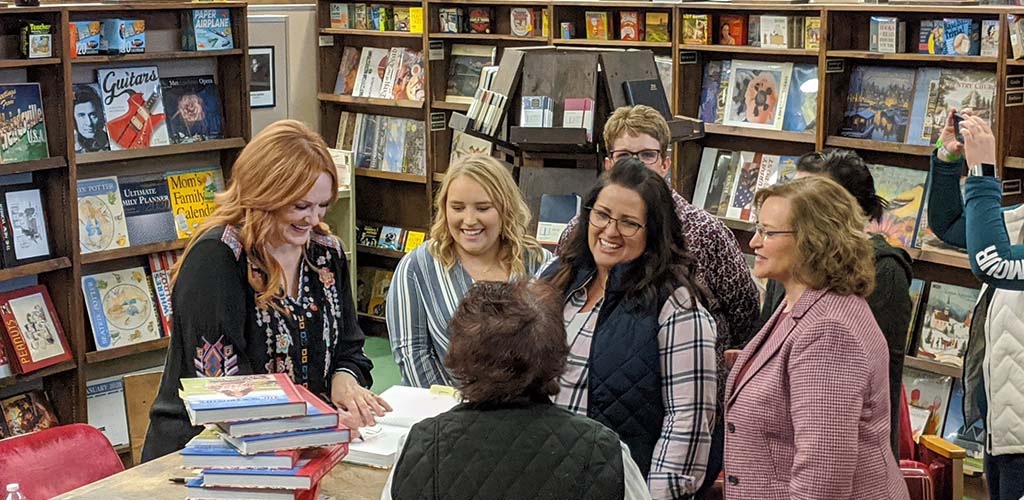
[
  {"left": 329, "top": 246, "right": 374, "bottom": 387},
  {"left": 963, "top": 176, "right": 1024, "bottom": 290},
  {"left": 141, "top": 238, "right": 251, "bottom": 461},
  {"left": 866, "top": 255, "right": 912, "bottom": 458},
  {"left": 928, "top": 152, "right": 968, "bottom": 249}
]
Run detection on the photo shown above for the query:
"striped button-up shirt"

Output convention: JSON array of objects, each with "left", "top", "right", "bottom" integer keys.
[{"left": 555, "top": 280, "right": 717, "bottom": 500}]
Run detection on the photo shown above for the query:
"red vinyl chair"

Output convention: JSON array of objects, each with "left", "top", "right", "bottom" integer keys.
[{"left": 0, "top": 423, "right": 125, "bottom": 498}]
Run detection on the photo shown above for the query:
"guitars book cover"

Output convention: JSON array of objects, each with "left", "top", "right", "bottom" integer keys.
[{"left": 97, "top": 66, "right": 170, "bottom": 150}]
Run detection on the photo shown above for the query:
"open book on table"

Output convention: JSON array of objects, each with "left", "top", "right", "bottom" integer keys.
[{"left": 344, "top": 385, "right": 459, "bottom": 468}]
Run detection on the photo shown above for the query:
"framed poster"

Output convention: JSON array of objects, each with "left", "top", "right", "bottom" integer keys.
[{"left": 249, "top": 45, "right": 276, "bottom": 108}]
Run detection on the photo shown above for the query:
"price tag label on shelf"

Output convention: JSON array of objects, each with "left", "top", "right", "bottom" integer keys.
[
  {"left": 825, "top": 59, "right": 844, "bottom": 74},
  {"left": 678, "top": 51, "right": 698, "bottom": 65},
  {"left": 430, "top": 112, "right": 446, "bottom": 131},
  {"left": 1003, "top": 179, "right": 1022, "bottom": 196},
  {"left": 1007, "top": 91, "right": 1024, "bottom": 107},
  {"left": 1008, "top": 75, "right": 1024, "bottom": 91},
  {"left": 318, "top": 35, "right": 334, "bottom": 47},
  {"left": 429, "top": 40, "right": 444, "bottom": 61}
]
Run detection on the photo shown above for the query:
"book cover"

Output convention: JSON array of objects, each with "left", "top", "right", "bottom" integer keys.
[
  {"left": 357, "top": 223, "right": 380, "bottom": 247},
  {"left": 723, "top": 60, "right": 792, "bottom": 131},
  {"left": 401, "top": 119, "right": 426, "bottom": 176},
  {"left": 73, "top": 83, "right": 110, "bottom": 153},
  {"left": 161, "top": 75, "right": 223, "bottom": 144},
  {"left": 367, "top": 269, "right": 393, "bottom": 317},
  {"left": 468, "top": 7, "right": 492, "bottom": 34},
  {"left": 760, "top": 16, "right": 789, "bottom": 49},
  {"left": 370, "top": 116, "right": 389, "bottom": 170},
  {"left": 619, "top": 11, "right": 640, "bottom": 41},
  {"left": 681, "top": 14, "right": 709, "bottom": 45},
  {"left": 693, "top": 147, "right": 723, "bottom": 210},
  {"left": 377, "top": 226, "right": 404, "bottom": 251},
  {"left": 699, "top": 60, "right": 731, "bottom": 125},
  {"left": 166, "top": 167, "right": 225, "bottom": 239},
  {"left": 715, "top": 152, "right": 746, "bottom": 216},
  {"left": 354, "top": 47, "right": 388, "bottom": 98},
  {"left": 86, "top": 375, "right": 129, "bottom": 447},
  {"left": 380, "top": 118, "right": 407, "bottom": 174},
  {"left": 782, "top": 63, "right": 818, "bottom": 134},
  {"left": 911, "top": 69, "right": 996, "bottom": 146},
  {"left": 870, "top": 17, "right": 903, "bottom": 53},
  {"left": 119, "top": 172, "right": 176, "bottom": 246},
  {"left": 1, "top": 390, "right": 58, "bottom": 436},
  {"left": 804, "top": 17, "right": 821, "bottom": 50},
  {"left": 201, "top": 443, "right": 349, "bottom": 490},
  {"left": 445, "top": 44, "right": 495, "bottom": 104},
  {"left": 378, "top": 47, "right": 405, "bottom": 100},
  {"left": 654, "top": 55, "right": 672, "bottom": 96},
  {"left": 1, "top": 186, "right": 51, "bottom": 266},
  {"left": 584, "top": 11, "right": 609, "bottom": 40},
  {"left": 537, "top": 194, "right": 580, "bottom": 245},
  {"left": 866, "top": 164, "right": 928, "bottom": 249},
  {"left": 0, "top": 83, "right": 49, "bottom": 164},
  {"left": 981, "top": 19, "right": 1000, "bottom": 57},
  {"left": 346, "top": 386, "right": 458, "bottom": 467},
  {"left": 905, "top": 278, "right": 926, "bottom": 353},
  {"left": 82, "top": 267, "right": 161, "bottom": 351},
  {"left": 148, "top": 250, "right": 180, "bottom": 338},
  {"left": 905, "top": 67, "right": 942, "bottom": 146},
  {"left": 221, "top": 384, "right": 340, "bottom": 438},
  {"left": 78, "top": 176, "right": 130, "bottom": 254},
  {"left": 623, "top": 79, "right": 671, "bottom": 120},
  {"left": 0, "top": 285, "right": 71, "bottom": 374},
  {"left": 450, "top": 130, "right": 492, "bottom": 163},
  {"left": 186, "top": 477, "right": 317, "bottom": 500},
  {"left": 720, "top": 15, "right": 746, "bottom": 46},
  {"left": 944, "top": 18, "right": 980, "bottom": 56},
  {"left": 354, "top": 114, "right": 380, "bottom": 169},
  {"left": 355, "top": 265, "right": 377, "bottom": 313},
  {"left": 917, "top": 281, "right": 980, "bottom": 367},
  {"left": 748, "top": 15, "right": 761, "bottom": 47},
  {"left": 394, "top": 7, "right": 411, "bottom": 31},
  {"left": 403, "top": 231, "right": 425, "bottom": 253},
  {"left": 183, "top": 9, "right": 233, "bottom": 51},
  {"left": 330, "top": 4, "right": 349, "bottom": 29},
  {"left": 510, "top": 7, "right": 533, "bottom": 37},
  {"left": 919, "top": 20, "right": 945, "bottom": 54},
  {"left": 97, "top": 66, "right": 171, "bottom": 150},
  {"left": 180, "top": 373, "right": 303, "bottom": 413},
  {"left": 942, "top": 383, "right": 985, "bottom": 473},
  {"left": 839, "top": 65, "right": 916, "bottom": 142},
  {"left": 393, "top": 49, "right": 424, "bottom": 101},
  {"left": 903, "top": 366, "right": 953, "bottom": 438},
  {"left": 182, "top": 427, "right": 300, "bottom": 470},
  {"left": 645, "top": 12, "right": 669, "bottom": 43},
  {"left": 333, "top": 47, "right": 361, "bottom": 95},
  {"left": 725, "top": 152, "right": 761, "bottom": 222},
  {"left": 701, "top": 150, "right": 735, "bottom": 216}
]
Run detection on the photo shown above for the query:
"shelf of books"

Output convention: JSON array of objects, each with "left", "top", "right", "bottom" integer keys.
[{"left": 0, "top": 3, "right": 250, "bottom": 454}]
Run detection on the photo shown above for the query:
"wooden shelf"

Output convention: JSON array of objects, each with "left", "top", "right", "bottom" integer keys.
[
  {"left": 0, "top": 360, "right": 77, "bottom": 391},
  {"left": 554, "top": 38, "right": 672, "bottom": 48},
  {"left": 909, "top": 247, "right": 972, "bottom": 269},
  {"left": 86, "top": 337, "right": 170, "bottom": 365},
  {"left": 0, "top": 157, "right": 67, "bottom": 176},
  {"left": 318, "top": 93, "right": 424, "bottom": 109},
  {"left": 1009, "top": 59, "right": 1024, "bottom": 66},
  {"left": 0, "top": 257, "right": 72, "bottom": 283},
  {"left": 824, "top": 136, "right": 933, "bottom": 157},
  {"left": 0, "top": 58, "right": 61, "bottom": 69},
  {"left": 72, "top": 49, "right": 243, "bottom": 64},
  {"left": 320, "top": 28, "right": 422, "bottom": 38},
  {"left": 825, "top": 50, "right": 998, "bottom": 64},
  {"left": 675, "top": 2, "right": 826, "bottom": 11},
  {"left": 76, "top": 138, "right": 246, "bottom": 165},
  {"left": 355, "top": 168, "right": 427, "bottom": 183},
  {"left": 429, "top": 33, "right": 549, "bottom": 42},
  {"left": 718, "top": 217, "right": 754, "bottom": 232},
  {"left": 552, "top": 0, "right": 673, "bottom": 8},
  {"left": 431, "top": 101, "right": 470, "bottom": 112},
  {"left": 357, "top": 312, "right": 386, "bottom": 323},
  {"left": 679, "top": 44, "right": 817, "bottom": 56},
  {"left": 81, "top": 240, "right": 187, "bottom": 265},
  {"left": 1005, "top": 156, "right": 1024, "bottom": 170},
  {"left": 358, "top": 244, "right": 406, "bottom": 259},
  {"left": 704, "top": 123, "right": 816, "bottom": 144},
  {"left": 905, "top": 355, "right": 962, "bottom": 379}
]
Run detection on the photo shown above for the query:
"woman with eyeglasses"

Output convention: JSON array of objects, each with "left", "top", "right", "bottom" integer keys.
[
  {"left": 723, "top": 176, "right": 909, "bottom": 500},
  {"left": 540, "top": 158, "right": 717, "bottom": 500}
]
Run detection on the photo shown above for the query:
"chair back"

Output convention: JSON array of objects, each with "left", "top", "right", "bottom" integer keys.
[
  {"left": 124, "top": 371, "right": 162, "bottom": 465},
  {"left": 0, "top": 423, "right": 124, "bottom": 498}
]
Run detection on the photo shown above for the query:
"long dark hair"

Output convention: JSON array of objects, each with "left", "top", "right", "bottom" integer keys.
[
  {"left": 796, "top": 149, "right": 887, "bottom": 222},
  {"left": 550, "top": 158, "right": 706, "bottom": 309}
]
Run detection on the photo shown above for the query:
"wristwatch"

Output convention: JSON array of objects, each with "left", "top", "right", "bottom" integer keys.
[{"left": 969, "top": 162, "right": 997, "bottom": 178}]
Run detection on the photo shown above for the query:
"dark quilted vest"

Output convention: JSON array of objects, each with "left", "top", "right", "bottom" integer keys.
[
  {"left": 390, "top": 399, "right": 624, "bottom": 500},
  {"left": 542, "top": 260, "right": 667, "bottom": 477}
]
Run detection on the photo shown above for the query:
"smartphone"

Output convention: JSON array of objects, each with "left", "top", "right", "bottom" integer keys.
[{"left": 952, "top": 112, "right": 965, "bottom": 142}]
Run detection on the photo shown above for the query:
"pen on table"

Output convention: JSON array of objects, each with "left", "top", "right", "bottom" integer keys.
[{"left": 168, "top": 477, "right": 188, "bottom": 484}]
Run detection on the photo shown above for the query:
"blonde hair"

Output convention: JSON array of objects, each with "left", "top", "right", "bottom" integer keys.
[
  {"left": 754, "top": 176, "right": 875, "bottom": 298},
  {"left": 603, "top": 105, "right": 671, "bottom": 155},
  {"left": 172, "top": 119, "right": 339, "bottom": 310},
  {"left": 428, "top": 155, "right": 543, "bottom": 275}
]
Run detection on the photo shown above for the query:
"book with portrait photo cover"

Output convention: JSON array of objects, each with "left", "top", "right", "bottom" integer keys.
[
  {"left": 72, "top": 83, "right": 111, "bottom": 153},
  {"left": 0, "top": 184, "right": 52, "bottom": 267},
  {"left": 0, "top": 285, "right": 71, "bottom": 374},
  {"left": 161, "top": 75, "right": 224, "bottom": 144},
  {"left": 1, "top": 389, "right": 58, "bottom": 436}
]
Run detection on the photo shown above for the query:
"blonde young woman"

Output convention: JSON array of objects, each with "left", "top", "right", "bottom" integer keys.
[
  {"left": 387, "top": 154, "right": 551, "bottom": 388},
  {"left": 142, "top": 120, "right": 387, "bottom": 461}
]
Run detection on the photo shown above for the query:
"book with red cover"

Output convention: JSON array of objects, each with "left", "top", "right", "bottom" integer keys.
[
  {"left": 220, "top": 384, "right": 340, "bottom": 437},
  {"left": 187, "top": 477, "right": 320, "bottom": 500},
  {"left": 202, "top": 443, "right": 349, "bottom": 490},
  {"left": 0, "top": 285, "right": 72, "bottom": 374}
]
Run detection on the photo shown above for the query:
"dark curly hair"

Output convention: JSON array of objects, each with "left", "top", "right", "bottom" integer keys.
[
  {"left": 444, "top": 279, "right": 569, "bottom": 404},
  {"left": 796, "top": 149, "right": 887, "bottom": 223},
  {"left": 548, "top": 157, "right": 705, "bottom": 310}
]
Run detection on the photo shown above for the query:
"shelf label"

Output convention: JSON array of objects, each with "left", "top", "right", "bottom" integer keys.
[
  {"left": 430, "top": 112, "right": 446, "bottom": 131},
  {"left": 1007, "top": 75, "right": 1024, "bottom": 91},
  {"left": 429, "top": 40, "right": 444, "bottom": 61},
  {"left": 1003, "top": 179, "right": 1022, "bottom": 196},
  {"left": 825, "top": 59, "right": 844, "bottom": 74},
  {"left": 1007, "top": 91, "right": 1024, "bottom": 107},
  {"left": 318, "top": 35, "right": 334, "bottom": 47},
  {"left": 678, "top": 51, "right": 698, "bottom": 65}
]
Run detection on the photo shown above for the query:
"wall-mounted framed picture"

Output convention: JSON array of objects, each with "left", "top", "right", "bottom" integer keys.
[{"left": 249, "top": 45, "right": 276, "bottom": 109}]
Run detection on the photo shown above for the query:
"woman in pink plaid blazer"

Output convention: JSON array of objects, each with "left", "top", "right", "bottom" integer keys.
[{"left": 723, "top": 176, "right": 909, "bottom": 500}]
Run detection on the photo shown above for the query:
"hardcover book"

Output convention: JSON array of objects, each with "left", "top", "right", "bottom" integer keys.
[
  {"left": 1, "top": 185, "right": 51, "bottom": 266},
  {"left": 870, "top": 16, "right": 906, "bottom": 53},
  {"left": 182, "top": 9, "right": 233, "bottom": 51},
  {"left": 450, "top": 130, "right": 492, "bottom": 162},
  {"left": 720, "top": 15, "right": 746, "bottom": 46},
  {"left": 148, "top": 250, "right": 180, "bottom": 338},
  {"left": 379, "top": 119, "right": 407, "bottom": 174},
  {"left": 82, "top": 267, "right": 162, "bottom": 351},
  {"left": 161, "top": 75, "right": 224, "bottom": 144},
  {"left": 392, "top": 49, "right": 424, "bottom": 101},
  {"left": 218, "top": 425, "right": 351, "bottom": 455},
  {"left": 0, "top": 84, "right": 49, "bottom": 164},
  {"left": 645, "top": 12, "right": 669, "bottom": 43},
  {"left": 782, "top": 64, "right": 818, "bottom": 134},
  {"left": 804, "top": 17, "right": 820, "bottom": 50},
  {"left": 905, "top": 67, "right": 942, "bottom": 146},
  {"left": 681, "top": 14, "right": 709, "bottom": 45},
  {"left": 747, "top": 15, "right": 761, "bottom": 47},
  {"left": 186, "top": 476, "right": 317, "bottom": 500},
  {"left": 905, "top": 278, "right": 927, "bottom": 353},
  {"left": 536, "top": 194, "right": 580, "bottom": 246},
  {"left": 619, "top": 11, "right": 640, "bottom": 41},
  {"left": 353, "top": 47, "right": 388, "bottom": 98},
  {"left": 623, "top": 79, "right": 671, "bottom": 120},
  {"left": 97, "top": 66, "right": 171, "bottom": 150},
  {"left": 377, "top": 226, "right": 404, "bottom": 251},
  {"left": 345, "top": 386, "right": 457, "bottom": 468},
  {"left": 944, "top": 18, "right": 980, "bottom": 56},
  {"left": 919, "top": 20, "right": 945, "bottom": 54},
  {"left": 723, "top": 60, "right": 793, "bottom": 131},
  {"left": 220, "top": 384, "right": 340, "bottom": 438},
  {"left": 330, "top": 3, "right": 349, "bottom": 29},
  {"left": 903, "top": 366, "right": 953, "bottom": 439},
  {"left": 866, "top": 164, "right": 927, "bottom": 249},
  {"left": 119, "top": 172, "right": 176, "bottom": 246},
  {"left": 760, "top": 16, "right": 789, "bottom": 49},
  {"left": 1, "top": 390, "right": 58, "bottom": 436},
  {"left": 698, "top": 60, "right": 728, "bottom": 124},
  {"left": 839, "top": 65, "right": 916, "bottom": 142},
  {"left": 182, "top": 427, "right": 300, "bottom": 469},
  {"left": 166, "top": 167, "right": 225, "bottom": 239},
  {"left": 401, "top": 119, "right": 426, "bottom": 176},
  {"left": 445, "top": 45, "right": 496, "bottom": 104},
  {"left": 917, "top": 282, "right": 981, "bottom": 367},
  {"left": 201, "top": 443, "right": 349, "bottom": 489},
  {"left": 180, "top": 374, "right": 307, "bottom": 426},
  {"left": 333, "top": 47, "right": 361, "bottom": 95},
  {"left": 78, "top": 176, "right": 130, "bottom": 254},
  {"left": 981, "top": 19, "right": 1000, "bottom": 57},
  {"left": 693, "top": 147, "right": 726, "bottom": 210},
  {"left": 0, "top": 286, "right": 71, "bottom": 374},
  {"left": 911, "top": 69, "right": 996, "bottom": 146},
  {"left": 510, "top": 8, "right": 533, "bottom": 37},
  {"left": 403, "top": 231, "right": 425, "bottom": 253},
  {"left": 73, "top": 83, "right": 110, "bottom": 153},
  {"left": 584, "top": 11, "right": 609, "bottom": 40}
]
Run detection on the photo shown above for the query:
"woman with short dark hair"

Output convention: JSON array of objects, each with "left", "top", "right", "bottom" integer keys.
[{"left": 383, "top": 279, "right": 651, "bottom": 500}]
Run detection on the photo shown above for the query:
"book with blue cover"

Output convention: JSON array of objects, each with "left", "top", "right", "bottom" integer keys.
[
  {"left": 180, "top": 374, "right": 307, "bottom": 425},
  {"left": 943, "top": 18, "right": 980, "bottom": 56},
  {"left": 782, "top": 64, "right": 817, "bottom": 133},
  {"left": 201, "top": 443, "right": 348, "bottom": 489},
  {"left": 186, "top": 476, "right": 316, "bottom": 500},
  {"left": 182, "top": 9, "right": 234, "bottom": 51},
  {"left": 161, "top": 75, "right": 224, "bottom": 144},
  {"left": 840, "top": 65, "right": 916, "bottom": 142},
  {"left": 181, "top": 427, "right": 300, "bottom": 469},
  {"left": 119, "top": 172, "right": 176, "bottom": 246},
  {"left": 82, "top": 267, "right": 162, "bottom": 351},
  {"left": 220, "top": 384, "right": 340, "bottom": 437},
  {"left": 217, "top": 424, "right": 351, "bottom": 455},
  {"left": 77, "top": 176, "right": 129, "bottom": 254},
  {"left": 905, "top": 67, "right": 942, "bottom": 146}
]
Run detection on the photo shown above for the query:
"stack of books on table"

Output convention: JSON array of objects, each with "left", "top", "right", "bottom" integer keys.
[{"left": 178, "top": 374, "right": 351, "bottom": 500}]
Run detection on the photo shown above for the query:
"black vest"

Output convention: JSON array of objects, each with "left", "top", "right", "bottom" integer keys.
[
  {"left": 390, "top": 399, "right": 624, "bottom": 500},
  {"left": 543, "top": 260, "right": 668, "bottom": 477}
]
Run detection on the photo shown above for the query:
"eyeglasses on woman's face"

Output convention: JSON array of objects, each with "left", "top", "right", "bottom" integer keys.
[
  {"left": 587, "top": 207, "right": 645, "bottom": 237},
  {"left": 752, "top": 223, "right": 796, "bottom": 240},
  {"left": 608, "top": 149, "right": 662, "bottom": 166}
]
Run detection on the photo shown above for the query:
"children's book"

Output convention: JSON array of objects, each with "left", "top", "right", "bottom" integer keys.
[
  {"left": 78, "top": 176, "right": 130, "bottom": 254},
  {"left": 1, "top": 389, "right": 58, "bottom": 436},
  {"left": 218, "top": 425, "right": 351, "bottom": 455},
  {"left": 182, "top": 9, "right": 233, "bottom": 51},
  {"left": 916, "top": 281, "right": 980, "bottom": 367},
  {"left": 220, "top": 384, "right": 340, "bottom": 437},
  {"left": 180, "top": 374, "right": 307, "bottom": 426},
  {"left": 903, "top": 366, "right": 953, "bottom": 440},
  {"left": 866, "top": 164, "right": 928, "bottom": 249},
  {"left": 82, "top": 267, "right": 162, "bottom": 351},
  {"left": 839, "top": 65, "right": 916, "bottom": 142},
  {"left": 182, "top": 427, "right": 300, "bottom": 469},
  {"left": 200, "top": 443, "right": 348, "bottom": 489},
  {"left": 723, "top": 60, "right": 792, "bottom": 131}
]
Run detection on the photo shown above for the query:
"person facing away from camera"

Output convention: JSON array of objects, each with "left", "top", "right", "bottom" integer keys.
[
  {"left": 382, "top": 279, "right": 652, "bottom": 500},
  {"left": 753, "top": 148, "right": 913, "bottom": 459}
]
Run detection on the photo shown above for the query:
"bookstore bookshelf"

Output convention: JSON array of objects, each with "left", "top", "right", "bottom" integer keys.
[{"left": 0, "top": 3, "right": 250, "bottom": 461}]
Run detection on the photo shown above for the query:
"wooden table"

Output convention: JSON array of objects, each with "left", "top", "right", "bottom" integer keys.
[{"left": 54, "top": 452, "right": 390, "bottom": 499}]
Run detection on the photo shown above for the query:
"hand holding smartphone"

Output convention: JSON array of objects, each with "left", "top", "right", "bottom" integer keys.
[{"left": 952, "top": 112, "right": 965, "bottom": 143}]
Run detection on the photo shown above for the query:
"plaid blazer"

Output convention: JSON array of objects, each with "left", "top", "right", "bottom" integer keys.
[{"left": 723, "top": 288, "right": 909, "bottom": 500}]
